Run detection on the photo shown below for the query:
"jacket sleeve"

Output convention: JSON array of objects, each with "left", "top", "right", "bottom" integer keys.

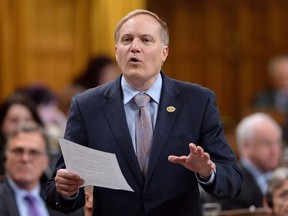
[{"left": 199, "top": 90, "right": 243, "bottom": 198}]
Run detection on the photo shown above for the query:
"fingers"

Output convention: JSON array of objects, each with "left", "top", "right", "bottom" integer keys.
[
  {"left": 189, "top": 143, "right": 204, "bottom": 156},
  {"left": 55, "top": 169, "right": 85, "bottom": 197},
  {"left": 168, "top": 155, "right": 187, "bottom": 164},
  {"left": 168, "top": 143, "right": 215, "bottom": 175}
]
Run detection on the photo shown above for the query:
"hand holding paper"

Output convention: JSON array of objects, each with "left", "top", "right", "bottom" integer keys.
[{"left": 58, "top": 138, "right": 133, "bottom": 192}]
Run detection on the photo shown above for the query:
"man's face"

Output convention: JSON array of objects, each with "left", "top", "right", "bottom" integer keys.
[
  {"left": 272, "top": 180, "right": 288, "bottom": 216},
  {"left": 115, "top": 14, "right": 168, "bottom": 91},
  {"left": 246, "top": 121, "right": 282, "bottom": 172},
  {"left": 5, "top": 131, "right": 48, "bottom": 190}
]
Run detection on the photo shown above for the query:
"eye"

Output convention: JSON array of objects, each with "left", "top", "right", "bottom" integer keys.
[
  {"left": 121, "top": 36, "right": 132, "bottom": 44},
  {"left": 11, "top": 148, "right": 24, "bottom": 156},
  {"left": 29, "top": 149, "right": 42, "bottom": 158},
  {"left": 280, "top": 190, "right": 288, "bottom": 199},
  {"left": 142, "top": 38, "right": 151, "bottom": 43}
]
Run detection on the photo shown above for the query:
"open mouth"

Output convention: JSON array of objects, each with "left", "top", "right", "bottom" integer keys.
[{"left": 130, "top": 57, "right": 140, "bottom": 63}]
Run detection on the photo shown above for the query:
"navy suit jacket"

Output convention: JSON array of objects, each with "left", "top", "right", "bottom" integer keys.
[
  {"left": 46, "top": 72, "right": 242, "bottom": 216},
  {"left": 0, "top": 180, "right": 84, "bottom": 216}
]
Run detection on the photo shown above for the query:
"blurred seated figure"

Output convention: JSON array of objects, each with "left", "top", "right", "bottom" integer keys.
[
  {"left": 16, "top": 84, "right": 67, "bottom": 133},
  {"left": 253, "top": 54, "right": 288, "bottom": 143},
  {"left": 202, "top": 112, "right": 283, "bottom": 210},
  {"left": 58, "top": 56, "right": 118, "bottom": 114},
  {"left": 264, "top": 166, "right": 288, "bottom": 216},
  {"left": 84, "top": 185, "right": 93, "bottom": 216},
  {"left": 253, "top": 54, "right": 288, "bottom": 112},
  {"left": 0, "top": 93, "right": 43, "bottom": 180},
  {"left": 0, "top": 122, "right": 84, "bottom": 216},
  {"left": 16, "top": 84, "right": 67, "bottom": 170}
]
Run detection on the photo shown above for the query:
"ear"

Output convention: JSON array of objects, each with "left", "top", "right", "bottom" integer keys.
[
  {"left": 162, "top": 46, "right": 169, "bottom": 63},
  {"left": 115, "top": 46, "right": 118, "bottom": 62},
  {"left": 263, "top": 196, "right": 273, "bottom": 214}
]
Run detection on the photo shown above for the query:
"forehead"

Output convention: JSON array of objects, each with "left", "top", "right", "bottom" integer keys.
[
  {"left": 9, "top": 131, "right": 46, "bottom": 150},
  {"left": 253, "top": 119, "right": 277, "bottom": 132},
  {"left": 274, "top": 180, "right": 288, "bottom": 195},
  {"left": 119, "top": 14, "right": 161, "bottom": 35},
  {"left": 6, "top": 104, "right": 32, "bottom": 116}
]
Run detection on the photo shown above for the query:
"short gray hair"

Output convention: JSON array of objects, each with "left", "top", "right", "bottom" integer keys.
[
  {"left": 235, "top": 112, "right": 282, "bottom": 153},
  {"left": 266, "top": 166, "right": 288, "bottom": 203},
  {"left": 114, "top": 9, "right": 169, "bottom": 46}
]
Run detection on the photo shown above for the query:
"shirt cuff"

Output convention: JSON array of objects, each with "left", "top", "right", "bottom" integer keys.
[
  {"left": 60, "top": 191, "right": 79, "bottom": 200},
  {"left": 196, "top": 169, "right": 216, "bottom": 185}
]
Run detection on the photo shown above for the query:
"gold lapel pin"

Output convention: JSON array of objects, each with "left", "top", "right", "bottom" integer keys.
[{"left": 166, "top": 106, "right": 176, "bottom": 112}]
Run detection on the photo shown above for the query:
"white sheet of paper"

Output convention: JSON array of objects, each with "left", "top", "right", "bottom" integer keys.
[{"left": 58, "top": 138, "right": 134, "bottom": 192}]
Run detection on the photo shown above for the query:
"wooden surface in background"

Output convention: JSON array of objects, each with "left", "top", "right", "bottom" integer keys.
[
  {"left": 1, "top": 0, "right": 288, "bottom": 130},
  {"left": 148, "top": 0, "right": 288, "bottom": 122},
  {"left": 220, "top": 208, "right": 269, "bottom": 216}
]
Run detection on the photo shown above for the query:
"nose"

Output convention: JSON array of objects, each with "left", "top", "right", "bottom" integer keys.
[
  {"left": 131, "top": 38, "right": 141, "bottom": 52},
  {"left": 20, "top": 152, "right": 32, "bottom": 161}
]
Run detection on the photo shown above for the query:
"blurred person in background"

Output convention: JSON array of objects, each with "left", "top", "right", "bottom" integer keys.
[
  {"left": 58, "top": 55, "right": 118, "bottom": 115},
  {"left": 253, "top": 54, "right": 288, "bottom": 113},
  {"left": 202, "top": 112, "right": 283, "bottom": 210},
  {"left": 16, "top": 84, "right": 67, "bottom": 170},
  {"left": 264, "top": 166, "right": 288, "bottom": 216},
  {"left": 0, "top": 93, "right": 44, "bottom": 181},
  {"left": 0, "top": 122, "right": 84, "bottom": 216},
  {"left": 72, "top": 56, "right": 118, "bottom": 90},
  {"left": 253, "top": 54, "right": 288, "bottom": 144},
  {"left": 84, "top": 185, "right": 93, "bottom": 216}
]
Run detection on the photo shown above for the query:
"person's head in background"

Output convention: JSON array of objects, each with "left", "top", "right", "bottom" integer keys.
[
  {"left": 264, "top": 166, "right": 288, "bottom": 216},
  {"left": 58, "top": 55, "right": 118, "bottom": 115},
  {"left": 0, "top": 93, "right": 43, "bottom": 179},
  {"left": 268, "top": 54, "right": 288, "bottom": 95},
  {"left": 73, "top": 55, "right": 118, "bottom": 90},
  {"left": 236, "top": 112, "right": 283, "bottom": 172},
  {"left": 0, "top": 93, "right": 43, "bottom": 139},
  {"left": 15, "top": 84, "right": 67, "bottom": 133},
  {"left": 4, "top": 122, "right": 49, "bottom": 190}
]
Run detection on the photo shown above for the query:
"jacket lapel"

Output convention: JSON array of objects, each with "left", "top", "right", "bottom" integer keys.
[
  {"left": 145, "top": 74, "right": 181, "bottom": 183},
  {"left": 3, "top": 181, "right": 21, "bottom": 216}
]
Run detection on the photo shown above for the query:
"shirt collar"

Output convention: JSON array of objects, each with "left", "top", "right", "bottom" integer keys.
[
  {"left": 121, "top": 73, "right": 162, "bottom": 105},
  {"left": 7, "top": 176, "right": 41, "bottom": 198},
  {"left": 241, "top": 158, "right": 272, "bottom": 179}
]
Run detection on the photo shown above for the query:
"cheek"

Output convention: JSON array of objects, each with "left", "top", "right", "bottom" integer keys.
[
  {"left": 2, "top": 120, "right": 15, "bottom": 135},
  {"left": 273, "top": 199, "right": 285, "bottom": 213},
  {"left": 41, "top": 157, "right": 49, "bottom": 170},
  {"left": 4, "top": 159, "right": 13, "bottom": 171}
]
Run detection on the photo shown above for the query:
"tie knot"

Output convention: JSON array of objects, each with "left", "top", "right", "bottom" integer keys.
[
  {"left": 134, "top": 94, "right": 150, "bottom": 108},
  {"left": 24, "top": 194, "right": 36, "bottom": 203}
]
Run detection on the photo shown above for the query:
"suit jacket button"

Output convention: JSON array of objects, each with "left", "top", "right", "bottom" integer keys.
[
  {"left": 144, "top": 196, "right": 152, "bottom": 204},
  {"left": 217, "top": 189, "right": 223, "bottom": 195}
]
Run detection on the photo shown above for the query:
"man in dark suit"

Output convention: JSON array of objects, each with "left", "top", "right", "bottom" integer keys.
[
  {"left": 202, "top": 113, "right": 283, "bottom": 210},
  {"left": 45, "top": 9, "right": 242, "bottom": 216},
  {"left": 0, "top": 122, "right": 84, "bottom": 216}
]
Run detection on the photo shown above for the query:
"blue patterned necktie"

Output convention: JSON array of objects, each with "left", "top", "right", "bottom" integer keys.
[
  {"left": 24, "top": 194, "right": 41, "bottom": 216},
  {"left": 134, "top": 93, "right": 153, "bottom": 176}
]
